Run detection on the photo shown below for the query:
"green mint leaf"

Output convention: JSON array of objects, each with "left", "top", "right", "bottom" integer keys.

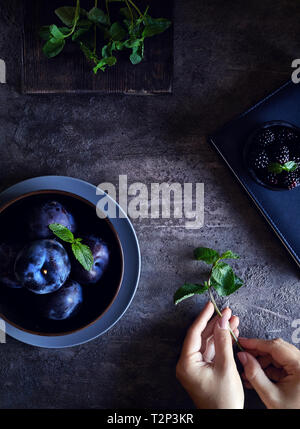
[
  {"left": 72, "top": 242, "right": 94, "bottom": 271},
  {"left": 110, "top": 22, "right": 127, "bottom": 41},
  {"left": 130, "top": 47, "right": 143, "bottom": 65},
  {"left": 93, "top": 56, "right": 117, "bottom": 73},
  {"left": 115, "top": 40, "right": 126, "bottom": 50},
  {"left": 55, "top": 7, "right": 77, "bottom": 26},
  {"left": 102, "top": 41, "right": 115, "bottom": 58},
  {"left": 72, "top": 20, "right": 92, "bottom": 41},
  {"left": 79, "top": 42, "right": 99, "bottom": 64},
  {"left": 42, "top": 37, "right": 65, "bottom": 58},
  {"left": 120, "top": 7, "right": 138, "bottom": 20},
  {"left": 39, "top": 26, "right": 52, "bottom": 41},
  {"left": 220, "top": 250, "right": 240, "bottom": 260},
  {"left": 211, "top": 262, "right": 238, "bottom": 296},
  {"left": 49, "top": 24, "right": 65, "bottom": 39},
  {"left": 233, "top": 275, "right": 244, "bottom": 289},
  {"left": 194, "top": 247, "right": 220, "bottom": 264},
  {"left": 142, "top": 17, "right": 171, "bottom": 38},
  {"left": 48, "top": 223, "right": 75, "bottom": 243},
  {"left": 282, "top": 161, "right": 298, "bottom": 172},
  {"left": 174, "top": 283, "right": 208, "bottom": 305},
  {"left": 87, "top": 7, "right": 110, "bottom": 26},
  {"left": 268, "top": 163, "right": 283, "bottom": 174}
]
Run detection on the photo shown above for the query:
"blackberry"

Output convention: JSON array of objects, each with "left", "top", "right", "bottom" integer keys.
[
  {"left": 264, "top": 172, "right": 278, "bottom": 186},
  {"left": 275, "top": 127, "right": 299, "bottom": 144},
  {"left": 256, "top": 129, "right": 276, "bottom": 148},
  {"left": 269, "top": 144, "right": 289, "bottom": 165},
  {"left": 290, "top": 148, "right": 300, "bottom": 166},
  {"left": 258, "top": 170, "right": 278, "bottom": 186},
  {"left": 281, "top": 171, "right": 299, "bottom": 190},
  {"left": 250, "top": 148, "right": 269, "bottom": 170}
]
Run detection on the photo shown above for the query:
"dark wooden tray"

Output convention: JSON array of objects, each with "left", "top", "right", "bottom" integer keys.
[{"left": 22, "top": 0, "right": 173, "bottom": 94}]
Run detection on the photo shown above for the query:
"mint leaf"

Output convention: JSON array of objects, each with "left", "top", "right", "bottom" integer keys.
[
  {"left": 120, "top": 6, "right": 138, "bottom": 20},
  {"left": 142, "top": 17, "right": 171, "bottom": 38},
  {"left": 72, "top": 242, "right": 94, "bottom": 271},
  {"left": 233, "top": 275, "right": 244, "bottom": 289},
  {"left": 130, "top": 45, "right": 143, "bottom": 65},
  {"left": 93, "top": 56, "right": 117, "bottom": 73},
  {"left": 268, "top": 161, "right": 298, "bottom": 174},
  {"left": 49, "top": 24, "right": 65, "bottom": 39},
  {"left": 39, "top": 26, "right": 52, "bottom": 41},
  {"left": 194, "top": 247, "right": 220, "bottom": 264},
  {"left": 87, "top": 7, "right": 110, "bottom": 26},
  {"left": 110, "top": 22, "right": 126, "bottom": 41},
  {"left": 72, "top": 20, "right": 92, "bottom": 41},
  {"left": 268, "top": 163, "right": 283, "bottom": 174},
  {"left": 212, "top": 273, "right": 243, "bottom": 297},
  {"left": 49, "top": 223, "right": 74, "bottom": 243},
  {"left": 174, "top": 283, "right": 208, "bottom": 305},
  {"left": 283, "top": 161, "right": 298, "bottom": 172},
  {"left": 42, "top": 37, "right": 65, "bottom": 58},
  {"left": 55, "top": 7, "right": 77, "bottom": 26},
  {"left": 211, "top": 262, "right": 239, "bottom": 296},
  {"left": 220, "top": 250, "right": 240, "bottom": 260}
]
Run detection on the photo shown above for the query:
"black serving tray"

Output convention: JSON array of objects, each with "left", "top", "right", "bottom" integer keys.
[{"left": 209, "top": 81, "right": 300, "bottom": 269}]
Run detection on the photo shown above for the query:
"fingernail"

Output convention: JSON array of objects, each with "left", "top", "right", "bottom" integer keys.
[
  {"left": 238, "top": 352, "right": 248, "bottom": 365},
  {"left": 218, "top": 313, "right": 230, "bottom": 329}
]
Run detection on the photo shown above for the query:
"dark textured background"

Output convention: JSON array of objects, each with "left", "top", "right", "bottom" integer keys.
[{"left": 0, "top": 0, "right": 299, "bottom": 409}]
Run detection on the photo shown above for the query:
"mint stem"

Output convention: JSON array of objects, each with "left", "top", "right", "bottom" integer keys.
[
  {"left": 128, "top": 0, "right": 143, "bottom": 17},
  {"left": 208, "top": 277, "right": 244, "bottom": 351}
]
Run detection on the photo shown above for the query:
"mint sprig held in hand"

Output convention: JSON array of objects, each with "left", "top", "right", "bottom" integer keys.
[
  {"left": 40, "top": 0, "right": 171, "bottom": 73},
  {"left": 49, "top": 223, "right": 94, "bottom": 271},
  {"left": 174, "top": 247, "right": 244, "bottom": 350}
]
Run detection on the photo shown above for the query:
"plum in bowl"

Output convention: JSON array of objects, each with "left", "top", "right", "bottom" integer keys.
[{"left": 0, "top": 191, "right": 124, "bottom": 335}]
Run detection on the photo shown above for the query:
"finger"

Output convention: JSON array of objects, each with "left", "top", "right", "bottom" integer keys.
[
  {"left": 213, "top": 310, "right": 235, "bottom": 370},
  {"left": 202, "top": 335, "right": 215, "bottom": 362},
  {"left": 200, "top": 308, "right": 232, "bottom": 353},
  {"left": 238, "top": 338, "right": 300, "bottom": 368},
  {"left": 200, "top": 308, "right": 237, "bottom": 354},
  {"left": 258, "top": 355, "right": 273, "bottom": 369},
  {"left": 181, "top": 301, "right": 214, "bottom": 357},
  {"left": 243, "top": 380, "right": 253, "bottom": 389},
  {"left": 237, "top": 352, "right": 278, "bottom": 403},
  {"left": 233, "top": 328, "right": 239, "bottom": 342},
  {"left": 265, "top": 367, "right": 287, "bottom": 382},
  {"left": 203, "top": 327, "right": 239, "bottom": 362}
]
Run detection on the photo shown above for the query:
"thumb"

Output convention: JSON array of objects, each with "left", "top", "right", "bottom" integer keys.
[
  {"left": 213, "top": 311, "right": 235, "bottom": 370},
  {"left": 238, "top": 352, "right": 278, "bottom": 405}
]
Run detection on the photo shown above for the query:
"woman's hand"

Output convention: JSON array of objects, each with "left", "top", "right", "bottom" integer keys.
[
  {"left": 176, "top": 301, "right": 244, "bottom": 409},
  {"left": 238, "top": 337, "right": 300, "bottom": 409}
]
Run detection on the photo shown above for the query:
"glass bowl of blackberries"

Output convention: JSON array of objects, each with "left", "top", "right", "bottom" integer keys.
[
  {"left": 245, "top": 121, "right": 300, "bottom": 190},
  {"left": 0, "top": 192, "right": 124, "bottom": 336}
]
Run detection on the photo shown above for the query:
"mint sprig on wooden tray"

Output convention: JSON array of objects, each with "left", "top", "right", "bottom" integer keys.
[
  {"left": 40, "top": 0, "right": 172, "bottom": 73},
  {"left": 174, "top": 247, "right": 244, "bottom": 350},
  {"left": 49, "top": 223, "right": 94, "bottom": 271}
]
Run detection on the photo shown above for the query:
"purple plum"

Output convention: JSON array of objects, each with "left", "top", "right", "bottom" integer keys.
[
  {"left": 41, "top": 280, "right": 83, "bottom": 320},
  {"left": 73, "top": 235, "right": 109, "bottom": 284},
  {"left": 14, "top": 239, "right": 71, "bottom": 294},
  {"left": 0, "top": 243, "right": 23, "bottom": 289},
  {"left": 28, "top": 200, "right": 76, "bottom": 239}
]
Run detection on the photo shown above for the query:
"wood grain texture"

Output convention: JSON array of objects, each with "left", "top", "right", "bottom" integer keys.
[{"left": 22, "top": 0, "right": 173, "bottom": 94}]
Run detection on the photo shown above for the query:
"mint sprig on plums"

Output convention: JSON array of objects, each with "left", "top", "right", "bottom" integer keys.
[
  {"left": 174, "top": 247, "right": 244, "bottom": 350},
  {"left": 49, "top": 223, "right": 94, "bottom": 271}
]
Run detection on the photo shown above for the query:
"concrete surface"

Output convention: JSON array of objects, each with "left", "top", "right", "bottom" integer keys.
[{"left": 0, "top": 0, "right": 299, "bottom": 409}]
